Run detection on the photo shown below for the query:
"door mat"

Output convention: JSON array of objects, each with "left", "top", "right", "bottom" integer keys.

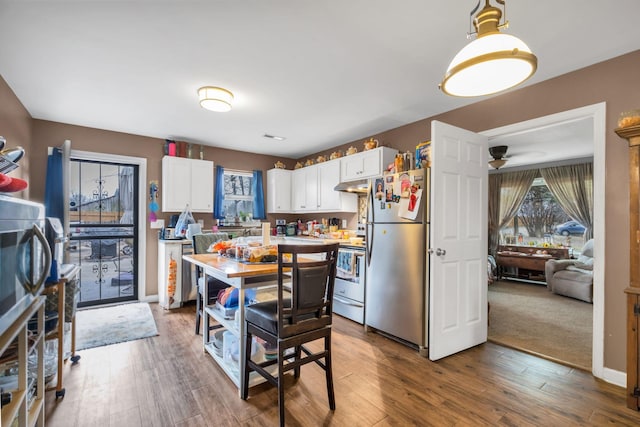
[{"left": 75, "top": 302, "right": 158, "bottom": 350}]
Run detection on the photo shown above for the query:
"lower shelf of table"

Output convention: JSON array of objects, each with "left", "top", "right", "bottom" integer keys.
[{"left": 204, "top": 341, "right": 278, "bottom": 389}]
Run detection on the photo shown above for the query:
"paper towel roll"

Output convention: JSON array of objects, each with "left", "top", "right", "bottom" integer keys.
[
  {"left": 262, "top": 223, "right": 271, "bottom": 245},
  {"left": 186, "top": 223, "right": 202, "bottom": 240}
]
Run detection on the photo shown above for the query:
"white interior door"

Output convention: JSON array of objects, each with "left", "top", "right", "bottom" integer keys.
[{"left": 428, "top": 120, "right": 488, "bottom": 361}]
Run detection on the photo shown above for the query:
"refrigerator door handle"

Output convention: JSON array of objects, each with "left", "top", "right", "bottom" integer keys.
[{"left": 366, "top": 223, "right": 373, "bottom": 265}]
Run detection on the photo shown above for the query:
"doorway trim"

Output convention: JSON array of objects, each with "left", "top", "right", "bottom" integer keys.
[
  {"left": 70, "top": 150, "right": 148, "bottom": 302},
  {"left": 480, "top": 102, "right": 606, "bottom": 381}
]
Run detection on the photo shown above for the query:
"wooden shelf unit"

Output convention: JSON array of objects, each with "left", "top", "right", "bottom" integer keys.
[
  {"left": 41, "top": 266, "right": 81, "bottom": 399},
  {"left": 495, "top": 245, "right": 570, "bottom": 282},
  {"left": 615, "top": 123, "right": 640, "bottom": 410},
  {"left": 0, "top": 297, "right": 46, "bottom": 427}
]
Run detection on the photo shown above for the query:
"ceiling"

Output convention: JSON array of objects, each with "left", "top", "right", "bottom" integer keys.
[
  {"left": 486, "top": 116, "right": 595, "bottom": 170},
  {"left": 1, "top": 1, "right": 638, "bottom": 160}
]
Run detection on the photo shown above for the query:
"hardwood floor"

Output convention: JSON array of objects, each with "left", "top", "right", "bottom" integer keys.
[{"left": 45, "top": 303, "right": 640, "bottom": 426}]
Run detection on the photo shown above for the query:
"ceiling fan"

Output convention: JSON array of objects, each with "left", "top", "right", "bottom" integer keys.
[{"left": 488, "top": 145, "right": 509, "bottom": 169}]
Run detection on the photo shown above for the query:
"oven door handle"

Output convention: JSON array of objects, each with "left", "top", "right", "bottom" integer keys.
[
  {"left": 21, "top": 224, "right": 52, "bottom": 295},
  {"left": 334, "top": 296, "right": 364, "bottom": 308}
]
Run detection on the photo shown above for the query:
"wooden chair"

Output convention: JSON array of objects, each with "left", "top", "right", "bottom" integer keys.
[
  {"left": 192, "top": 232, "right": 229, "bottom": 337},
  {"left": 241, "top": 243, "right": 339, "bottom": 427}
]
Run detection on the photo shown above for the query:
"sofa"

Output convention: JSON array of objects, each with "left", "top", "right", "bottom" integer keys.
[{"left": 544, "top": 239, "right": 594, "bottom": 303}]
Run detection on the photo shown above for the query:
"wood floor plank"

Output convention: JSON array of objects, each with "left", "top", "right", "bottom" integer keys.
[{"left": 44, "top": 302, "right": 640, "bottom": 426}]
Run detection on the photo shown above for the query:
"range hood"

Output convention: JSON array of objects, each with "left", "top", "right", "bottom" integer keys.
[{"left": 333, "top": 179, "right": 369, "bottom": 193}]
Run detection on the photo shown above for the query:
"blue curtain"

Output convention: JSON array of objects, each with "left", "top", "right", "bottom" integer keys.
[
  {"left": 44, "top": 148, "right": 64, "bottom": 221},
  {"left": 213, "top": 165, "right": 225, "bottom": 219},
  {"left": 252, "top": 170, "right": 266, "bottom": 219}
]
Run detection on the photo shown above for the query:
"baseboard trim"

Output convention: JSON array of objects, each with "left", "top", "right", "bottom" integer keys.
[
  {"left": 141, "top": 295, "right": 159, "bottom": 303},
  {"left": 603, "top": 367, "right": 626, "bottom": 388}
]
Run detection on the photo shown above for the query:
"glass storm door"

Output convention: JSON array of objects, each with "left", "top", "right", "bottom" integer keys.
[{"left": 68, "top": 159, "right": 139, "bottom": 307}]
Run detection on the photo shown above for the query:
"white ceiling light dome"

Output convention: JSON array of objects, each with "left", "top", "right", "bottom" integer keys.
[
  {"left": 198, "top": 86, "right": 234, "bottom": 112},
  {"left": 440, "top": 0, "right": 537, "bottom": 97}
]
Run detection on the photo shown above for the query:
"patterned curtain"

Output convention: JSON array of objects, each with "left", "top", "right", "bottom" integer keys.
[
  {"left": 488, "top": 169, "right": 538, "bottom": 255},
  {"left": 540, "top": 162, "right": 593, "bottom": 240}
]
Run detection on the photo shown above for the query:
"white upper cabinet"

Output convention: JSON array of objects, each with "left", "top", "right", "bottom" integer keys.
[
  {"left": 292, "top": 166, "right": 318, "bottom": 212},
  {"left": 162, "top": 156, "right": 214, "bottom": 213},
  {"left": 340, "top": 146, "right": 398, "bottom": 182},
  {"left": 317, "top": 160, "right": 357, "bottom": 212},
  {"left": 266, "top": 168, "right": 292, "bottom": 213},
  {"left": 291, "top": 160, "right": 357, "bottom": 213}
]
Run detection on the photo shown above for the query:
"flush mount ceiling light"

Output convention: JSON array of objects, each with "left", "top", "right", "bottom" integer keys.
[
  {"left": 488, "top": 145, "right": 508, "bottom": 169},
  {"left": 198, "top": 86, "right": 234, "bottom": 112},
  {"left": 440, "top": 0, "right": 537, "bottom": 97}
]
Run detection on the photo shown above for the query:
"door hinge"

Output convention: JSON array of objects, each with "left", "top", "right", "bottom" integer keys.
[
  {"left": 635, "top": 304, "right": 640, "bottom": 316},
  {"left": 633, "top": 386, "right": 640, "bottom": 398}
]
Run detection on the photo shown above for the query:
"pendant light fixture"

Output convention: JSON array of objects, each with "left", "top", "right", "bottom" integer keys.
[
  {"left": 198, "top": 86, "right": 234, "bottom": 112},
  {"left": 440, "top": 0, "right": 537, "bottom": 97}
]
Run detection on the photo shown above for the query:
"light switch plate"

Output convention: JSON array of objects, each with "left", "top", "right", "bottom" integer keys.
[
  {"left": 150, "top": 219, "right": 165, "bottom": 229},
  {"left": 342, "top": 219, "right": 347, "bottom": 228}
]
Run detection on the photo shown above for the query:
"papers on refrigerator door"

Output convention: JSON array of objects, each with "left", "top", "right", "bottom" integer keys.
[{"left": 398, "top": 188, "right": 422, "bottom": 220}]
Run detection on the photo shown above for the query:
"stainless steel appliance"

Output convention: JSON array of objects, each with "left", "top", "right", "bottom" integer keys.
[
  {"left": 0, "top": 195, "right": 52, "bottom": 336},
  {"left": 275, "top": 219, "right": 286, "bottom": 236},
  {"left": 333, "top": 245, "right": 365, "bottom": 323},
  {"left": 365, "top": 168, "right": 429, "bottom": 350}
]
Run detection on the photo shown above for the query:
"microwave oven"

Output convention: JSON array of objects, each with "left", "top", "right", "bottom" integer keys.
[{"left": 0, "top": 195, "right": 52, "bottom": 337}]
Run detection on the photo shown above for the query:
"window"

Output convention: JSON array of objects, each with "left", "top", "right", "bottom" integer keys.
[
  {"left": 500, "top": 177, "right": 585, "bottom": 251},
  {"left": 219, "top": 170, "right": 254, "bottom": 221}
]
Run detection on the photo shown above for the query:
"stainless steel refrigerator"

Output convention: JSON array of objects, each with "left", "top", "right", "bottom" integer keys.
[{"left": 365, "top": 168, "right": 429, "bottom": 349}]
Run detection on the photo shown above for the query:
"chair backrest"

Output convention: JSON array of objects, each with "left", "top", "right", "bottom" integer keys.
[
  {"left": 192, "top": 232, "right": 229, "bottom": 254},
  {"left": 276, "top": 243, "right": 339, "bottom": 338}
]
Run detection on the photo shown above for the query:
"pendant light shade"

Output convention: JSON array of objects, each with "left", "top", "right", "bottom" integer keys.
[
  {"left": 440, "top": 0, "right": 537, "bottom": 97},
  {"left": 198, "top": 86, "right": 234, "bottom": 112}
]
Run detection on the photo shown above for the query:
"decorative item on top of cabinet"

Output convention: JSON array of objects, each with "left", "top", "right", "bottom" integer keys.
[
  {"left": 294, "top": 161, "right": 304, "bottom": 169},
  {"left": 364, "top": 137, "right": 379, "bottom": 150},
  {"left": 316, "top": 155, "right": 327, "bottom": 163},
  {"left": 162, "top": 156, "right": 214, "bottom": 213},
  {"left": 416, "top": 141, "right": 432, "bottom": 169},
  {"left": 330, "top": 151, "right": 342, "bottom": 160},
  {"left": 274, "top": 161, "right": 286, "bottom": 169},
  {"left": 346, "top": 146, "right": 358, "bottom": 155},
  {"left": 614, "top": 122, "right": 640, "bottom": 410},
  {"left": 618, "top": 110, "right": 640, "bottom": 129}
]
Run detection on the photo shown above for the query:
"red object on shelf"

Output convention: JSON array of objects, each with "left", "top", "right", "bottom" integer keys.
[
  {"left": 0, "top": 175, "right": 28, "bottom": 192},
  {"left": 0, "top": 173, "right": 11, "bottom": 188}
]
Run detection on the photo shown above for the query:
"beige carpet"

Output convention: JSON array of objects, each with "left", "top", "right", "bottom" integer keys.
[{"left": 488, "top": 280, "right": 592, "bottom": 369}]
